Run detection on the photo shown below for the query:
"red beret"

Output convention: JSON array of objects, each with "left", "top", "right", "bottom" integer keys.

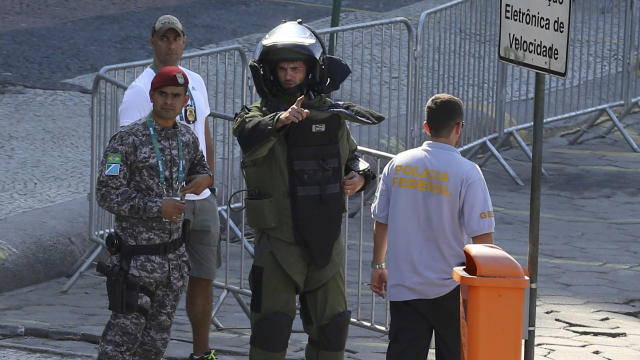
[{"left": 150, "top": 66, "right": 189, "bottom": 92}]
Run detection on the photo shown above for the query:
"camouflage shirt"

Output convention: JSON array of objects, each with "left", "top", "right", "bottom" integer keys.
[{"left": 96, "top": 117, "right": 209, "bottom": 278}]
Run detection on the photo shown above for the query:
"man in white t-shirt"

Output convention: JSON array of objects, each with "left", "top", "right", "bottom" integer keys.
[
  {"left": 370, "top": 94, "right": 495, "bottom": 359},
  {"left": 118, "top": 15, "right": 220, "bottom": 360}
]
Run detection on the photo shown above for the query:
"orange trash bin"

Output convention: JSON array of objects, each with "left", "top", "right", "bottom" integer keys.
[{"left": 452, "top": 244, "right": 530, "bottom": 360}]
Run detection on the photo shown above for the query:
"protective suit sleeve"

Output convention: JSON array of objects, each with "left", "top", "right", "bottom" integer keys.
[
  {"left": 342, "top": 124, "right": 376, "bottom": 192},
  {"left": 233, "top": 102, "right": 284, "bottom": 158},
  {"left": 334, "top": 101, "right": 385, "bottom": 125},
  {"left": 96, "top": 131, "right": 162, "bottom": 218}
]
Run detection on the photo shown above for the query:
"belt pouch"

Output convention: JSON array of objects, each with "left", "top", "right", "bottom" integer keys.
[
  {"left": 106, "top": 274, "right": 126, "bottom": 313},
  {"left": 245, "top": 196, "right": 277, "bottom": 229}
]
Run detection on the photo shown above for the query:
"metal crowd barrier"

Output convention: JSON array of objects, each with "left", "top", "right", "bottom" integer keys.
[
  {"left": 209, "top": 111, "right": 254, "bottom": 326},
  {"left": 416, "top": 0, "right": 640, "bottom": 185},
  {"left": 343, "top": 147, "right": 394, "bottom": 332},
  {"left": 317, "top": 18, "right": 415, "bottom": 154},
  {"left": 416, "top": 0, "right": 503, "bottom": 148},
  {"left": 569, "top": 0, "right": 640, "bottom": 149},
  {"left": 416, "top": 0, "right": 530, "bottom": 183}
]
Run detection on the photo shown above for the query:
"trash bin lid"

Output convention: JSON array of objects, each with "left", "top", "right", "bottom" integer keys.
[
  {"left": 452, "top": 244, "right": 530, "bottom": 288},
  {"left": 464, "top": 244, "right": 525, "bottom": 277}
]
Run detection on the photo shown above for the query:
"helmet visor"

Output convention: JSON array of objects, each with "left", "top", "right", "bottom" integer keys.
[{"left": 255, "top": 21, "right": 324, "bottom": 61}]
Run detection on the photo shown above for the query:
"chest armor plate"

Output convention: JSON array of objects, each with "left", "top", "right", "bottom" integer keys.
[{"left": 286, "top": 114, "right": 344, "bottom": 267}]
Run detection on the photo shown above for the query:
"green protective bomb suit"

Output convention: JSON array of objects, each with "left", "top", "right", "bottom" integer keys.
[{"left": 233, "top": 91, "right": 383, "bottom": 360}]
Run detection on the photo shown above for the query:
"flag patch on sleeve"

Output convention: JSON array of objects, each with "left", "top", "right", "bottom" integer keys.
[
  {"left": 105, "top": 163, "right": 120, "bottom": 175},
  {"left": 107, "top": 153, "right": 122, "bottom": 164}
]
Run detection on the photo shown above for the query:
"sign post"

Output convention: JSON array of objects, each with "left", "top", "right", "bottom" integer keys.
[
  {"left": 498, "top": 1, "right": 571, "bottom": 359},
  {"left": 328, "top": 0, "right": 343, "bottom": 56}
]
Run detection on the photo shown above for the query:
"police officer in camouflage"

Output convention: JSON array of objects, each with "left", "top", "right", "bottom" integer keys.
[
  {"left": 233, "top": 20, "right": 384, "bottom": 360},
  {"left": 96, "top": 66, "right": 214, "bottom": 359}
]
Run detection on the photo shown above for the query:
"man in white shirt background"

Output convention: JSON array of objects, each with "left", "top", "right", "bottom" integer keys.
[{"left": 118, "top": 15, "right": 220, "bottom": 360}]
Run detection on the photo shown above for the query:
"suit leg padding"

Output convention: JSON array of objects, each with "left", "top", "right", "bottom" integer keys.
[
  {"left": 250, "top": 311, "right": 294, "bottom": 353},
  {"left": 309, "top": 310, "right": 351, "bottom": 352}
]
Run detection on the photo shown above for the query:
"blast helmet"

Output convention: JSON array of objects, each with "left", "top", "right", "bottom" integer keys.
[{"left": 249, "top": 20, "right": 351, "bottom": 101}]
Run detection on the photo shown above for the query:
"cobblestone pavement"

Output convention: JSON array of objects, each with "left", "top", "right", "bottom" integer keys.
[{"left": 0, "top": 86, "right": 91, "bottom": 219}]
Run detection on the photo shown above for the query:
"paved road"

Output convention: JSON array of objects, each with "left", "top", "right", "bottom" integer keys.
[{"left": 0, "top": 0, "right": 431, "bottom": 88}]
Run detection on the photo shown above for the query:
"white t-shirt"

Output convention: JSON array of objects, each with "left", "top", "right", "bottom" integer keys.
[
  {"left": 371, "top": 141, "right": 495, "bottom": 301},
  {"left": 119, "top": 66, "right": 212, "bottom": 200}
]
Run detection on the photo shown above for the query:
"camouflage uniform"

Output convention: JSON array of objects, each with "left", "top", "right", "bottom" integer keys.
[{"left": 96, "top": 117, "right": 210, "bottom": 359}]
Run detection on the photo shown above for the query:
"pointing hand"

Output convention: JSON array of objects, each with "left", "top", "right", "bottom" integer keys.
[{"left": 277, "top": 95, "right": 310, "bottom": 128}]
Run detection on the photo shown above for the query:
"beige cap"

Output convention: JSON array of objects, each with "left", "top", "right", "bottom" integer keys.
[{"left": 151, "top": 15, "right": 184, "bottom": 36}]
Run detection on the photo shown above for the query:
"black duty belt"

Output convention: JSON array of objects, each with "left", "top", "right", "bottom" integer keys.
[
  {"left": 120, "top": 237, "right": 184, "bottom": 259},
  {"left": 106, "top": 232, "right": 184, "bottom": 259}
]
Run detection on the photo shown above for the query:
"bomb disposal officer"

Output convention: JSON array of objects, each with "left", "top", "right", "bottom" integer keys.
[{"left": 233, "top": 20, "right": 384, "bottom": 360}]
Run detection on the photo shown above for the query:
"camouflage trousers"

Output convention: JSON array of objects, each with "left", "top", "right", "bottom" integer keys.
[{"left": 97, "top": 259, "right": 188, "bottom": 360}]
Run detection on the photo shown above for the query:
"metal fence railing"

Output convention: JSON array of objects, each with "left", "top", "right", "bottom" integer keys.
[
  {"left": 317, "top": 18, "right": 415, "bottom": 154},
  {"left": 575, "top": 0, "right": 640, "bottom": 150},
  {"left": 343, "top": 147, "right": 393, "bottom": 332},
  {"left": 415, "top": 0, "right": 532, "bottom": 184},
  {"left": 416, "top": 0, "right": 502, "bottom": 148},
  {"left": 633, "top": 0, "right": 640, "bottom": 104},
  {"left": 416, "top": 0, "right": 640, "bottom": 184}
]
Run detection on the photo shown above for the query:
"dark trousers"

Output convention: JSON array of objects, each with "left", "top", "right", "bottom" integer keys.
[{"left": 387, "top": 286, "right": 461, "bottom": 360}]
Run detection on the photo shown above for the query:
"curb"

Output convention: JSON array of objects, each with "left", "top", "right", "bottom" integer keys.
[
  {"left": 0, "top": 323, "right": 247, "bottom": 359},
  {"left": 0, "top": 198, "right": 92, "bottom": 293}
]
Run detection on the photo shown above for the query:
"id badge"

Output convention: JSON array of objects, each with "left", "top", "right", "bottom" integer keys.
[{"left": 185, "top": 105, "right": 196, "bottom": 124}]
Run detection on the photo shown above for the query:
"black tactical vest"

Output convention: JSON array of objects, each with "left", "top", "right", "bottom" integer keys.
[{"left": 286, "top": 114, "right": 344, "bottom": 267}]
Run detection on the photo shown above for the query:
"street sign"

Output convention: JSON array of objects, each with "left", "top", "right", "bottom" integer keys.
[{"left": 499, "top": 0, "right": 571, "bottom": 77}]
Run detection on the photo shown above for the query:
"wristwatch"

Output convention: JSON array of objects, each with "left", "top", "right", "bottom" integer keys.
[{"left": 371, "top": 262, "right": 386, "bottom": 270}]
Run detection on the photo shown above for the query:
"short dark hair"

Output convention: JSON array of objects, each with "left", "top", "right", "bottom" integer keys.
[{"left": 424, "top": 94, "right": 464, "bottom": 138}]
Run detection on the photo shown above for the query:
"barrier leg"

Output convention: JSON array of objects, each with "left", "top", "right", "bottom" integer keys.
[
  {"left": 466, "top": 141, "right": 486, "bottom": 160},
  {"left": 604, "top": 107, "right": 640, "bottom": 152},
  {"left": 510, "top": 130, "right": 549, "bottom": 177},
  {"left": 232, "top": 291, "right": 251, "bottom": 319},
  {"left": 61, "top": 242, "right": 104, "bottom": 293},
  {"left": 478, "top": 135, "right": 509, "bottom": 168},
  {"left": 569, "top": 110, "right": 605, "bottom": 145},
  {"left": 485, "top": 140, "right": 524, "bottom": 186}
]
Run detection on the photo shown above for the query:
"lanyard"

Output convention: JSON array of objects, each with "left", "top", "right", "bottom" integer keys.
[
  {"left": 150, "top": 63, "right": 195, "bottom": 124},
  {"left": 146, "top": 115, "right": 184, "bottom": 190}
]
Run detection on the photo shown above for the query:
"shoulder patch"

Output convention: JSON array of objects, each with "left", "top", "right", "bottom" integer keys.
[
  {"left": 106, "top": 153, "right": 122, "bottom": 164},
  {"left": 105, "top": 163, "right": 120, "bottom": 176}
]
